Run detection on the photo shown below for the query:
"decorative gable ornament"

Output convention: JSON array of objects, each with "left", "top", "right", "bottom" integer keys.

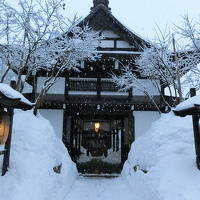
[{"left": 92, "top": 0, "right": 110, "bottom": 10}]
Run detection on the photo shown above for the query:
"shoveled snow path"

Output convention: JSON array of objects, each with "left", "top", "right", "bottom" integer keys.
[{"left": 64, "top": 176, "right": 141, "bottom": 200}]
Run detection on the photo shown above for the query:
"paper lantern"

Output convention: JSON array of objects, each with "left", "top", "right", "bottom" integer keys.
[
  {"left": 0, "top": 111, "right": 10, "bottom": 145},
  {"left": 95, "top": 122, "right": 100, "bottom": 133}
]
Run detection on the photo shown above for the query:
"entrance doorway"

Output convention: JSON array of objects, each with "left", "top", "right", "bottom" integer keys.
[{"left": 63, "top": 114, "right": 134, "bottom": 174}]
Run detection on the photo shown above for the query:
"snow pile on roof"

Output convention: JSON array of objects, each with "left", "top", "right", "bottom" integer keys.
[
  {"left": 0, "top": 110, "right": 77, "bottom": 200},
  {"left": 0, "top": 83, "right": 33, "bottom": 105},
  {"left": 123, "top": 112, "right": 200, "bottom": 200},
  {"left": 174, "top": 95, "right": 200, "bottom": 111}
]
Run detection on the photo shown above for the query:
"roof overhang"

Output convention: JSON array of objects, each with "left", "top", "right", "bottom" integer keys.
[{"left": 173, "top": 104, "right": 200, "bottom": 117}]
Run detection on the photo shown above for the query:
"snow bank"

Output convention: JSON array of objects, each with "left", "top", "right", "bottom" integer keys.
[
  {"left": 0, "top": 110, "right": 77, "bottom": 200},
  {"left": 123, "top": 112, "right": 200, "bottom": 200}
]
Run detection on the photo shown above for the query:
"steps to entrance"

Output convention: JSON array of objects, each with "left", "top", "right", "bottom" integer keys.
[
  {"left": 64, "top": 176, "right": 139, "bottom": 200},
  {"left": 80, "top": 173, "right": 120, "bottom": 178}
]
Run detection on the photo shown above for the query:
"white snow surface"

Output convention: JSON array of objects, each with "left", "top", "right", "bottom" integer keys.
[
  {"left": 0, "top": 83, "right": 33, "bottom": 105},
  {"left": 65, "top": 176, "right": 142, "bottom": 200},
  {"left": 123, "top": 112, "right": 200, "bottom": 200},
  {"left": 0, "top": 110, "right": 77, "bottom": 200},
  {"left": 174, "top": 94, "right": 200, "bottom": 111},
  {"left": 1, "top": 110, "right": 199, "bottom": 200}
]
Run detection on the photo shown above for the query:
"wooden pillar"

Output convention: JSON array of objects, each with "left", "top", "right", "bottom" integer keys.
[
  {"left": 190, "top": 88, "right": 200, "bottom": 169},
  {"left": 192, "top": 114, "right": 200, "bottom": 169},
  {"left": 128, "top": 88, "right": 133, "bottom": 100},
  {"left": 62, "top": 108, "right": 67, "bottom": 145},
  {"left": 2, "top": 108, "right": 14, "bottom": 176},
  {"left": 97, "top": 73, "right": 101, "bottom": 98},
  {"left": 112, "top": 127, "right": 116, "bottom": 152},
  {"left": 65, "top": 75, "right": 69, "bottom": 100},
  {"left": 70, "top": 117, "right": 75, "bottom": 161},
  {"left": 129, "top": 111, "right": 135, "bottom": 143},
  {"left": 121, "top": 118, "right": 125, "bottom": 163}
]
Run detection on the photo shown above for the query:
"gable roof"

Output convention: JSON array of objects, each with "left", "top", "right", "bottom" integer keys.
[{"left": 78, "top": 4, "right": 150, "bottom": 51}]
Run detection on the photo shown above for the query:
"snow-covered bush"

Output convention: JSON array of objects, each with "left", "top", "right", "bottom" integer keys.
[
  {"left": 123, "top": 112, "right": 200, "bottom": 200},
  {"left": 0, "top": 110, "right": 77, "bottom": 200}
]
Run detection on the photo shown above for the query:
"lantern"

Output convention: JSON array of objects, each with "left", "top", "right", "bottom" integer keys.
[
  {"left": 95, "top": 122, "right": 100, "bottom": 133},
  {"left": 0, "top": 111, "right": 10, "bottom": 145}
]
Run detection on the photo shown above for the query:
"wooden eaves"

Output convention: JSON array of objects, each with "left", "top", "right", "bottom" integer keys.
[
  {"left": 0, "top": 91, "right": 33, "bottom": 110},
  {"left": 173, "top": 104, "right": 200, "bottom": 117}
]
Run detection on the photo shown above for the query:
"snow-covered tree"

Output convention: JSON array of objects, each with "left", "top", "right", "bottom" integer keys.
[
  {"left": 0, "top": 0, "right": 100, "bottom": 110},
  {"left": 113, "top": 28, "right": 200, "bottom": 109},
  {"left": 177, "top": 14, "right": 200, "bottom": 93},
  {"left": 177, "top": 14, "right": 200, "bottom": 52}
]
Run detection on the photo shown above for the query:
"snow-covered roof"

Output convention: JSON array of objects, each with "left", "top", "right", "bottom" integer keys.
[
  {"left": 174, "top": 95, "right": 200, "bottom": 112},
  {"left": 0, "top": 83, "right": 33, "bottom": 107},
  {"left": 78, "top": 4, "right": 149, "bottom": 50}
]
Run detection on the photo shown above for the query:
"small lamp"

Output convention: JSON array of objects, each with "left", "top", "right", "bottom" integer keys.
[
  {"left": 0, "top": 111, "right": 10, "bottom": 145},
  {"left": 95, "top": 122, "right": 100, "bottom": 133}
]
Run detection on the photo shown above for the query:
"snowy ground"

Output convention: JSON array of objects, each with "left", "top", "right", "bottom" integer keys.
[
  {"left": 123, "top": 112, "right": 200, "bottom": 200},
  {"left": 65, "top": 176, "right": 140, "bottom": 200},
  {"left": 1, "top": 107, "right": 200, "bottom": 200},
  {"left": 0, "top": 110, "right": 77, "bottom": 200}
]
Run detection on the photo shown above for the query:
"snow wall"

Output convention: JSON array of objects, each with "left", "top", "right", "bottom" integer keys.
[
  {"left": 122, "top": 112, "right": 200, "bottom": 200},
  {"left": 134, "top": 111, "right": 160, "bottom": 138},
  {"left": 39, "top": 109, "right": 64, "bottom": 140},
  {"left": 0, "top": 110, "right": 77, "bottom": 200}
]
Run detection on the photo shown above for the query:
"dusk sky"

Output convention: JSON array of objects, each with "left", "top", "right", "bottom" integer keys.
[
  {"left": 65, "top": 0, "right": 200, "bottom": 40},
  {"left": 6, "top": 0, "right": 200, "bottom": 41}
]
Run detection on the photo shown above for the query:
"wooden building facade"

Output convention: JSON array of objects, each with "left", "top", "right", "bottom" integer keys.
[{"left": 25, "top": 0, "right": 168, "bottom": 174}]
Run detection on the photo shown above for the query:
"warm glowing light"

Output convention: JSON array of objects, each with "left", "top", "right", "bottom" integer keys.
[
  {"left": 0, "top": 111, "right": 10, "bottom": 145},
  {"left": 95, "top": 122, "right": 100, "bottom": 133}
]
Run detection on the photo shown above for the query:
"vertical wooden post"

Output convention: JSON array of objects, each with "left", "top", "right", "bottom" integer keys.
[
  {"left": 70, "top": 117, "right": 75, "bottom": 161},
  {"left": 128, "top": 88, "right": 133, "bottom": 100},
  {"left": 190, "top": 88, "right": 200, "bottom": 169},
  {"left": 121, "top": 118, "right": 125, "bottom": 163},
  {"left": 63, "top": 75, "right": 69, "bottom": 150},
  {"left": 2, "top": 108, "right": 14, "bottom": 176},
  {"left": 97, "top": 74, "right": 101, "bottom": 99},
  {"left": 62, "top": 108, "right": 67, "bottom": 145},
  {"left": 112, "top": 127, "right": 116, "bottom": 152},
  {"left": 65, "top": 75, "right": 69, "bottom": 100}
]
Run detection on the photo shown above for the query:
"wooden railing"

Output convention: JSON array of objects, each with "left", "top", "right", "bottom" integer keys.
[{"left": 68, "top": 78, "right": 119, "bottom": 92}]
